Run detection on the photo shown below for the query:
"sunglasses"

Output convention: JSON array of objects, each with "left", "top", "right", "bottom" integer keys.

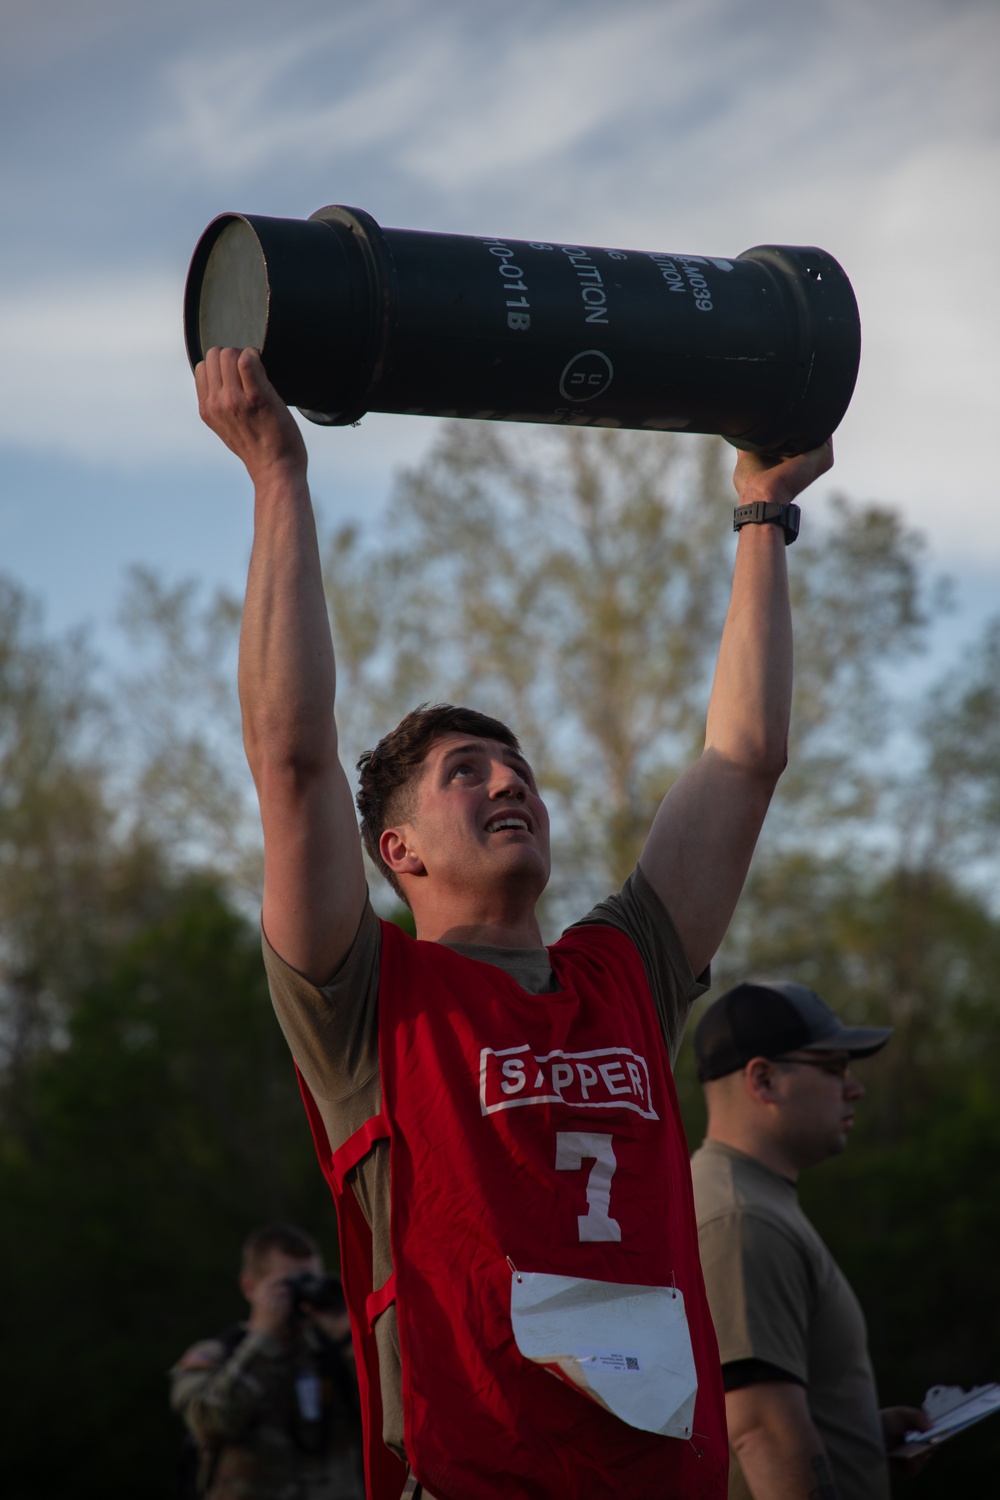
[{"left": 773, "top": 1054, "right": 852, "bottom": 1079}]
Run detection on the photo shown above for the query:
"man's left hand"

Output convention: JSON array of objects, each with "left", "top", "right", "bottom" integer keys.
[
  {"left": 301, "top": 1302, "right": 354, "bottom": 1349},
  {"left": 732, "top": 439, "right": 834, "bottom": 508},
  {"left": 882, "top": 1405, "right": 934, "bottom": 1476}
]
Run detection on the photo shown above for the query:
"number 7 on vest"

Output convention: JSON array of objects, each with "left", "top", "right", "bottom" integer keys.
[{"left": 556, "top": 1132, "right": 622, "bottom": 1242}]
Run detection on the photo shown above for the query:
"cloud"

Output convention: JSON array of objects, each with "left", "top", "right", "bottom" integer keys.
[
  {"left": 829, "top": 133, "right": 1000, "bottom": 534},
  {"left": 140, "top": 15, "right": 382, "bottom": 182},
  {"left": 139, "top": 1, "right": 717, "bottom": 189},
  {"left": 0, "top": 272, "right": 215, "bottom": 467},
  {"left": 0, "top": 268, "right": 432, "bottom": 489},
  {"left": 137, "top": 0, "right": 1000, "bottom": 207},
  {"left": 4, "top": 0, "right": 998, "bottom": 564},
  {"left": 389, "top": 6, "right": 709, "bottom": 191}
]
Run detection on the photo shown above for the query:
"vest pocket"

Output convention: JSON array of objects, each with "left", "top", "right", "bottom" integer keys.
[{"left": 509, "top": 1268, "right": 698, "bottom": 1439}]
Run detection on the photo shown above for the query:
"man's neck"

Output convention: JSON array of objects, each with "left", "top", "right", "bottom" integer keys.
[
  {"left": 399, "top": 855, "right": 548, "bottom": 948},
  {"left": 409, "top": 888, "right": 544, "bottom": 949},
  {"left": 704, "top": 1124, "right": 802, "bottom": 1183},
  {"left": 416, "top": 913, "right": 545, "bottom": 949}
]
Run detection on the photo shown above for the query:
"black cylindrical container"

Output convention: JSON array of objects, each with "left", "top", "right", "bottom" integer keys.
[{"left": 184, "top": 205, "right": 861, "bottom": 453}]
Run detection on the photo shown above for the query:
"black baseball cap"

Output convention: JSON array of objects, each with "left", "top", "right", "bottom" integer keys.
[{"left": 694, "top": 980, "right": 892, "bottom": 1082}]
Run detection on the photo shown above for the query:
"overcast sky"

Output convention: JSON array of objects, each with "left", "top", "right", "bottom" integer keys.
[{"left": 1, "top": 0, "right": 997, "bottom": 656}]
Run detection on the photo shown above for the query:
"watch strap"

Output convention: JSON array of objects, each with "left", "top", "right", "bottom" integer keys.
[{"left": 732, "top": 500, "right": 801, "bottom": 545}]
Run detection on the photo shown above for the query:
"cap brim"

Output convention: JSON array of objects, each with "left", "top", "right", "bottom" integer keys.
[{"left": 808, "top": 1024, "right": 893, "bottom": 1058}]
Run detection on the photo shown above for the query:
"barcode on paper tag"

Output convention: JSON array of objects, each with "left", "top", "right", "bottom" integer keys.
[{"left": 579, "top": 1349, "right": 642, "bottom": 1374}]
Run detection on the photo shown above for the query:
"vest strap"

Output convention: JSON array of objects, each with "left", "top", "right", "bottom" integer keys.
[
  {"left": 330, "top": 1112, "right": 390, "bottom": 1192},
  {"left": 366, "top": 1271, "right": 397, "bottom": 1328}
]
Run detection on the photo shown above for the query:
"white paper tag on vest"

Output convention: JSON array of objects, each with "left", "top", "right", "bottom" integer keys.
[
  {"left": 295, "top": 1372, "right": 323, "bottom": 1423},
  {"left": 510, "top": 1269, "right": 697, "bottom": 1438}
]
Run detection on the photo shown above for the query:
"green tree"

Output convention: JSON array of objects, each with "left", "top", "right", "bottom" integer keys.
[
  {"left": 904, "top": 614, "right": 1000, "bottom": 876},
  {"left": 0, "top": 576, "right": 167, "bottom": 1140},
  {"left": 11, "top": 420, "right": 989, "bottom": 1492},
  {"left": 112, "top": 424, "right": 940, "bottom": 918},
  {"left": 320, "top": 423, "right": 940, "bottom": 920},
  {"left": 674, "top": 851, "right": 1000, "bottom": 1494},
  {"left": 115, "top": 566, "right": 260, "bottom": 895},
  {"left": 0, "top": 578, "right": 339, "bottom": 1496},
  {"left": 0, "top": 874, "right": 335, "bottom": 1499}
]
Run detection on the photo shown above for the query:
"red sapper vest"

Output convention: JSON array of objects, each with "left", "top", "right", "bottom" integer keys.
[{"left": 299, "top": 919, "right": 727, "bottom": 1500}]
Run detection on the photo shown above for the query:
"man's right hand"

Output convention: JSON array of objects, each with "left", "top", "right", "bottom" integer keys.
[
  {"left": 219, "top": 342, "right": 367, "bottom": 985},
  {"left": 195, "top": 346, "right": 308, "bottom": 487}
]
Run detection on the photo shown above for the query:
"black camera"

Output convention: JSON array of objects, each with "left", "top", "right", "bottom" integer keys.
[
  {"left": 185, "top": 204, "right": 861, "bottom": 455},
  {"left": 284, "top": 1270, "right": 346, "bottom": 1317}
]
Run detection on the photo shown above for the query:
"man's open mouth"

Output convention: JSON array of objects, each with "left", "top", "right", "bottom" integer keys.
[{"left": 486, "top": 816, "right": 531, "bottom": 833}]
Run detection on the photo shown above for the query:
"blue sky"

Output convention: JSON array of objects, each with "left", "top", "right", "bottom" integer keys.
[{"left": 2, "top": 0, "right": 998, "bottom": 661}]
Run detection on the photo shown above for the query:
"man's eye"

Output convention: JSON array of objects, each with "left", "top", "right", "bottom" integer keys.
[{"left": 451, "top": 763, "right": 476, "bottom": 779}]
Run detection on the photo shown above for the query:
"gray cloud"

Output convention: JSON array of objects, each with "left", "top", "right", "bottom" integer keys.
[{"left": 0, "top": 0, "right": 998, "bottom": 641}]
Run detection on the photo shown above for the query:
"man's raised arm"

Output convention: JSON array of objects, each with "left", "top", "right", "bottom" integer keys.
[
  {"left": 196, "top": 347, "right": 367, "bottom": 983},
  {"left": 639, "top": 443, "right": 833, "bottom": 979}
]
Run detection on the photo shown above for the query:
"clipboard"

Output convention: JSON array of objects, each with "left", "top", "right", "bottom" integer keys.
[{"left": 891, "top": 1383, "right": 1000, "bottom": 1457}]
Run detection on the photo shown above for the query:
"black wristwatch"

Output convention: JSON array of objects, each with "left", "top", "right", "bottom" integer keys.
[{"left": 732, "top": 500, "right": 801, "bottom": 545}]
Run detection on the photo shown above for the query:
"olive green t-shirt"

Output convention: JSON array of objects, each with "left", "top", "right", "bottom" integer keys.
[
  {"left": 264, "top": 866, "right": 707, "bottom": 1463},
  {"left": 691, "top": 1139, "right": 889, "bottom": 1500}
]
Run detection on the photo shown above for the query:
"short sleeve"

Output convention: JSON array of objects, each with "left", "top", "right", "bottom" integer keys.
[
  {"left": 262, "top": 898, "right": 382, "bottom": 1108},
  {"left": 696, "top": 1211, "right": 812, "bottom": 1386},
  {"left": 571, "top": 865, "right": 709, "bottom": 1062}
]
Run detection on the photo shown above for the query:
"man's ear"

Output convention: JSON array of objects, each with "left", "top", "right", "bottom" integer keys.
[
  {"left": 380, "top": 827, "right": 425, "bottom": 878},
  {"left": 743, "top": 1056, "right": 779, "bottom": 1105}
]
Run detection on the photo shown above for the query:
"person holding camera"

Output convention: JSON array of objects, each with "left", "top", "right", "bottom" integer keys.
[{"left": 170, "top": 1223, "right": 364, "bottom": 1500}]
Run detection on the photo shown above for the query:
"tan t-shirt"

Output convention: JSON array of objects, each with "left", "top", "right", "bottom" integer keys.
[
  {"left": 691, "top": 1140, "right": 888, "bottom": 1500},
  {"left": 264, "top": 866, "right": 707, "bottom": 1462}
]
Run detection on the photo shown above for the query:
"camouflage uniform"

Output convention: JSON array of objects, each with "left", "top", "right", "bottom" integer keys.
[{"left": 170, "top": 1322, "right": 365, "bottom": 1500}]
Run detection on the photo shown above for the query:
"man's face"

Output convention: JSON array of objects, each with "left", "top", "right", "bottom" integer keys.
[
  {"left": 244, "top": 1249, "right": 321, "bottom": 1298},
  {"left": 769, "top": 1051, "right": 865, "bottom": 1169},
  {"left": 398, "top": 733, "right": 552, "bottom": 903},
  {"left": 239, "top": 1249, "right": 322, "bottom": 1325}
]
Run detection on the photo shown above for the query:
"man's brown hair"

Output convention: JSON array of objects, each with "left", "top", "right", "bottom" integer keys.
[
  {"left": 241, "top": 1223, "right": 318, "bottom": 1277},
  {"left": 356, "top": 703, "right": 522, "bottom": 903}
]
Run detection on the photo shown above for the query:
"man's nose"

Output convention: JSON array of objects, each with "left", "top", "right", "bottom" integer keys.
[
  {"left": 490, "top": 764, "right": 526, "bottom": 798},
  {"left": 844, "top": 1070, "right": 865, "bottom": 1101}
]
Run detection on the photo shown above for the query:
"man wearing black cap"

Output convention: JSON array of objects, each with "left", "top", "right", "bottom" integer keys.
[{"left": 690, "top": 981, "right": 928, "bottom": 1499}]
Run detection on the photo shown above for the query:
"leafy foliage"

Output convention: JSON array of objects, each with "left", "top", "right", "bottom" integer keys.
[
  {"left": 321, "top": 425, "right": 940, "bottom": 921},
  {"left": 676, "top": 856, "right": 1000, "bottom": 1492},
  {"left": 0, "top": 876, "right": 334, "bottom": 1498},
  {"left": 116, "top": 566, "right": 260, "bottom": 894},
  {"left": 0, "top": 577, "right": 168, "bottom": 1140},
  {"left": 2, "top": 419, "right": 999, "bottom": 1491}
]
